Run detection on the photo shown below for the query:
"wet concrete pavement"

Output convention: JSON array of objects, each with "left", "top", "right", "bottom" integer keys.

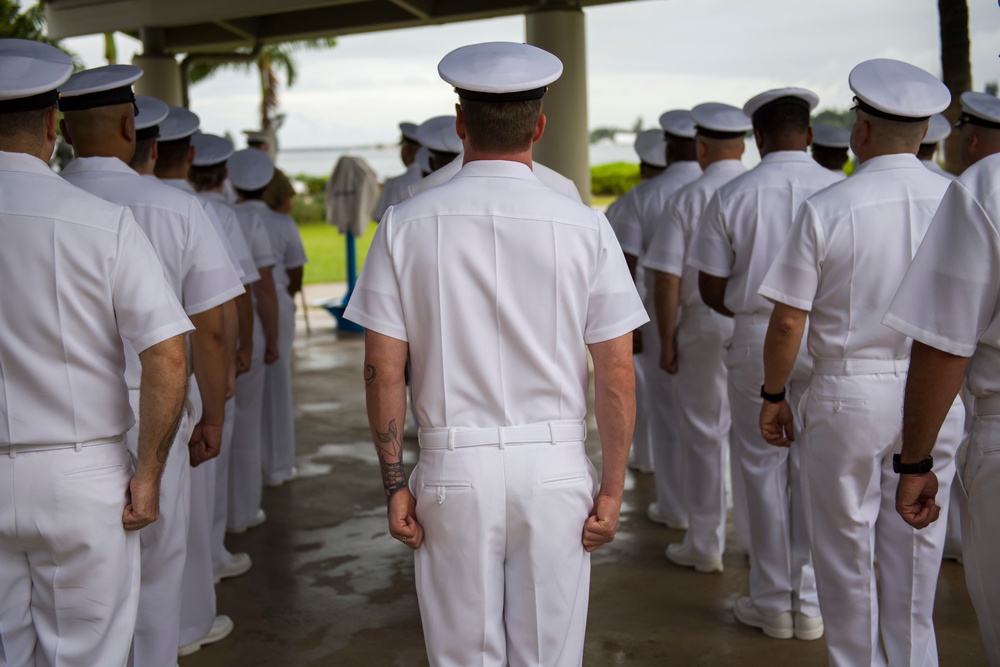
[{"left": 183, "top": 304, "right": 988, "bottom": 666}]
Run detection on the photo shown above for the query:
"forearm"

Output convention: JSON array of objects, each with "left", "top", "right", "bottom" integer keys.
[
  {"left": 236, "top": 290, "right": 254, "bottom": 352},
  {"left": 286, "top": 266, "right": 304, "bottom": 298},
  {"left": 136, "top": 335, "right": 188, "bottom": 482},
  {"left": 901, "top": 341, "right": 969, "bottom": 463},
  {"left": 762, "top": 303, "right": 807, "bottom": 394},
  {"left": 253, "top": 267, "right": 280, "bottom": 349},
  {"left": 589, "top": 334, "right": 635, "bottom": 498},
  {"left": 190, "top": 306, "right": 228, "bottom": 426},
  {"left": 364, "top": 331, "right": 410, "bottom": 498},
  {"left": 654, "top": 272, "right": 680, "bottom": 345}
]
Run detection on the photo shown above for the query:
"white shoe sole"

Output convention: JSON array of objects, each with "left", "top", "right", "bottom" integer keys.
[{"left": 733, "top": 602, "right": 793, "bottom": 640}]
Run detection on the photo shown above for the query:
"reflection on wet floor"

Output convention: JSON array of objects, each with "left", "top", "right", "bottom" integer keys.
[{"left": 183, "top": 319, "right": 989, "bottom": 666}]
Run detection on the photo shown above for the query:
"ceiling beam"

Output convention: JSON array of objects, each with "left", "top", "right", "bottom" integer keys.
[{"left": 386, "top": 0, "right": 434, "bottom": 20}]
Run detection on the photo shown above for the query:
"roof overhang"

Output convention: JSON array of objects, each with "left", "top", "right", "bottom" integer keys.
[{"left": 46, "top": 0, "right": 638, "bottom": 52}]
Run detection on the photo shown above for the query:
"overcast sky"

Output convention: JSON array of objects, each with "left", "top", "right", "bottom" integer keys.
[{"left": 61, "top": 0, "right": 1000, "bottom": 149}]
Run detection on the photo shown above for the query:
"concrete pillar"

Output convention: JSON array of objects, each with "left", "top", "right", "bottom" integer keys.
[
  {"left": 133, "top": 28, "right": 183, "bottom": 106},
  {"left": 526, "top": 2, "right": 590, "bottom": 204}
]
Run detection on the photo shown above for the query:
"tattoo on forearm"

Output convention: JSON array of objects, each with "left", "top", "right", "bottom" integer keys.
[
  {"left": 376, "top": 418, "right": 407, "bottom": 498},
  {"left": 364, "top": 363, "right": 376, "bottom": 386}
]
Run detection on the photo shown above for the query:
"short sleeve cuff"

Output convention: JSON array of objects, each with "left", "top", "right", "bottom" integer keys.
[
  {"left": 757, "top": 284, "right": 813, "bottom": 312},
  {"left": 881, "top": 313, "right": 976, "bottom": 358},
  {"left": 687, "top": 257, "right": 731, "bottom": 279},
  {"left": 184, "top": 285, "right": 247, "bottom": 317},
  {"left": 584, "top": 310, "right": 649, "bottom": 345},
  {"left": 131, "top": 318, "right": 195, "bottom": 355},
  {"left": 343, "top": 308, "right": 409, "bottom": 342},
  {"left": 640, "top": 256, "right": 683, "bottom": 277}
]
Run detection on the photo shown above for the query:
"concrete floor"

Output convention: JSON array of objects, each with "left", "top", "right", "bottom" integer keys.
[{"left": 184, "top": 307, "right": 989, "bottom": 666}]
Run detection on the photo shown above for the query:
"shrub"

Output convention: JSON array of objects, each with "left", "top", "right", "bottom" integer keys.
[{"left": 591, "top": 162, "right": 640, "bottom": 196}]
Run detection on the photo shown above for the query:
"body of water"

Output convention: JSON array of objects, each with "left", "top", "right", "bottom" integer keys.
[{"left": 277, "top": 140, "right": 762, "bottom": 181}]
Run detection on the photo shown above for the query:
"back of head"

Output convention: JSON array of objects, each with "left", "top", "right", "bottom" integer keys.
[
  {"left": 812, "top": 144, "right": 849, "bottom": 172},
  {"left": 753, "top": 101, "right": 811, "bottom": 152},
  {"left": 0, "top": 39, "right": 74, "bottom": 160},
  {"left": 958, "top": 92, "right": 1000, "bottom": 168},
  {"left": 60, "top": 103, "right": 135, "bottom": 160},
  {"left": 691, "top": 102, "right": 751, "bottom": 167},
  {"left": 0, "top": 107, "right": 52, "bottom": 156},
  {"left": 154, "top": 137, "right": 192, "bottom": 177},
  {"left": 460, "top": 97, "right": 543, "bottom": 154}
]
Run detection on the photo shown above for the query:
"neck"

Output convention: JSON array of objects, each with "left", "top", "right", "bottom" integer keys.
[
  {"left": 154, "top": 165, "right": 189, "bottom": 180},
  {"left": 462, "top": 145, "right": 533, "bottom": 169},
  {"left": 73, "top": 141, "right": 132, "bottom": 165},
  {"left": 857, "top": 145, "right": 918, "bottom": 164}
]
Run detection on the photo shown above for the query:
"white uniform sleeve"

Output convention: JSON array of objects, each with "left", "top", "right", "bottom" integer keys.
[
  {"left": 223, "top": 209, "right": 260, "bottom": 285},
  {"left": 584, "top": 214, "right": 650, "bottom": 344},
  {"left": 282, "top": 216, "right": 308, "bottom": 270},
  {"left": 248, "top": 211, "right": 276, "bottom": 269},
  {"left": 641, "top": 199, "right": 686, "bottom": 276},
  {"left": 611, "top": 192, "right": 644, "bottom": 257},
  {"left": 343, "top": 211, "right": 408, "bottom": 341},
  {"left": 688, "top": 191, "right": 734, "bottom": 278},
  {"left": 883, "top": 180, "right": 1000, "bottom": 357},
  {"left": 180, "top": 199, "right": 246, "bottom": 315},
  {"left": 200, "top": 197, "right": 245, "bottom": 282},
  {"left": 112, "top": 210, "right": 193, "bottom": 354},
  {"left": 758, "top": 199, "right": 825, "bottom": 312}
]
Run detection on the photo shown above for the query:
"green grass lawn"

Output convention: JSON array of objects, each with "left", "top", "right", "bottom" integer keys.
[{"left": 295, "top": 193, "right": 619, "bottom": 285}]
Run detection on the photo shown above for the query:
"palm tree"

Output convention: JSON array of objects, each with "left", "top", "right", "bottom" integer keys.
[
  {"left": 189, "top": 39, "right": 336, "bottom": 133},
  {"left": 938, "top": 0, "right": 971, "bottom": 174}
]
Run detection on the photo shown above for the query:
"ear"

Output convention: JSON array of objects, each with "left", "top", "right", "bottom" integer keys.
[
  {"left": 122, "top": 113, "right": 135, "bottom": 143},
  {"left": 455, "top": 104, "right": 466, "bottom": 141},
  {"left": 532, "top": 113, "right": 546, "bottom": 143},
  {"left": 150, "top": 141, "right": 159, "bottom": 161},
  {"left": 186, "top": 145, "right": 195, "bottom": 167},
  {"left": 58, "top": 116, "right": 73, "bottom": 145},
  {"left": 806, "top": 125, "right": 814, "bottom": 148},
  {"left": 753, "top": 127, "right": 764, "bottom": 150},
  {"left": 696, "top": 137, "right": 708, "bottom": 160}
]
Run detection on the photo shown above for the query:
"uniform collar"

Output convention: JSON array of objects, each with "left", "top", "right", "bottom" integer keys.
[
  {"left": 162, "top": 177, "right": 196, "bottom": 194},
  {"left": 61, "top": 155, "right": 137, "bottom": 177},
  {"left": 453, "top": 158, "right": 539, "bottom": 182},
  {"left": 703, "top": 159, "right": 746, "bottom": 176},
  {"left": 0, "top": 149, "right": 60, "bottom": 177},
  {"left": 760, "top": 150, "right": 814, "bottom": 165},
  {"left": 853, "top": 153, "right": 923, "bottom": 175},
  {"left": 664, "top": 160, "right": 701, "bottom": 175},
  {"left": 202, "top": 190, "right": 226, "bottom": 201}
]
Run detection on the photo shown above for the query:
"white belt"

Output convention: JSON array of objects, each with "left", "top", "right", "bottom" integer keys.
[
  {"left": 812, "top": 358, "right": 908, "bottom": 376},
  {"left": 973, "top": 394, "right": 1000, "bottom": 417},
  {"left": 0, "top": 435, "right": 125, "bottom": 457},
  {"left": 418, "top": 420, "right": 587, "bottom": 450}
]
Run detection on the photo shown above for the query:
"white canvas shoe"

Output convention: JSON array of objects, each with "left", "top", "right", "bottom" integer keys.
[
  {"left": 665, "top": 543, "right": 723, "bottom": 573},
  {"left": 733, "top": 597, "right": 794, "bottom": 640},
  {"left": 178, "top": 615, "right": 234, "bottom": 657},
  {"left": 794, "top": 612, "right": 824, "bottom": 641},
  {"left": 214, "top": 552, "right": 252, "bottom": 584},
  {"left": 227, "top": 509, "right": 267, "bottom": 535},
  {"left": 646, "top": 502, "right": 688, "bottom": 530}
]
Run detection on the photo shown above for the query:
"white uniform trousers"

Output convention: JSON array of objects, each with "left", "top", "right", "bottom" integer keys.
[
  {"left": 261, "top": 292, "right": 297, "bottom": 486},
  {"left": 212, "top": 397, "right": 237, "bottom": 573},
  {"left": 726, "top": 316, "right": 818, "bottom": 616},
  {"left": 0, "top": 440, "right": 138, "bottom": 667},
  {"left": 638, "top": 294, "right": 686, "bottom": 524},
  {"left": 178, "top": 456, "right": 218, "bottom": 647},
  {"left": 629, "top": 349, "right": 654, "bottom": 471},
  {"left": 127, "top": 390, "right": 194, "bottom": 667},
  {"left": 801, "top": 368, "right": 963, "bottom": 667},
  {"left": 412, "top": 425, "right": 595, "bottom": 667},
  {"left": 958, "top": 399, "right": 1000, "bottom": 666},
  {"left": 674, "top": 307, "right": 733, "bottom": 558},
  {"left": 228, "top": 310, "right": 266, "bottom": 531}
]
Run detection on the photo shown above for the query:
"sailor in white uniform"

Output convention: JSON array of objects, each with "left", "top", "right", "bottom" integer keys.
[
  {"left": 0, "top": 40, "right": 192, "bottom": 667},
  {"left": 605, "top": 128, "right": 666, "bottom": 475},
  {"left": 643, "top": 103, "right": 751, "bottom": 572},
  {"left": 884, "top": 151, "right": 1000, "bottom": 667},
  {"left": 406, "top": 114, "right": 582, "bottom": 202},
  {"left": 57, "top": 66, "right": 245, "bottom": 667},
  {"left": 957, "top": 91, "right": 1000, "bottom": 170},
  {"left": 691, "top": 87, "right": 839, "bottom": 640},
  {"left": 758, "top": 59, "right": 964, "bottom": 667},
  {"left": 372, "top": 121, "right": 423, "bottom": 221},
  {"left": 229, "top": 149, "right": 308, "bottom": 488},
  {"left": 810, "top": 123, "right": 851, "bottom": 177},
  {"left": 919, "top": 113, "right": 955, "bottom": 179},
  {"left": 188, "top": 132, "right": 259, "bottom": 586},
  {"left": 346, "top": 41, "right": 646, "bottom": 667},
  {"left": 614, "top": 110, "right": 702, "bottom": 529}
]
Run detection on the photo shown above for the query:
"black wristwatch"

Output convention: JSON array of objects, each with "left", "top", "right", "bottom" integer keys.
[
  {"left": 760, "top": 385, "right": 786, "bottom": 404},
  {"left": 892, "top": 453, "right": 933, "bottom": 475}
]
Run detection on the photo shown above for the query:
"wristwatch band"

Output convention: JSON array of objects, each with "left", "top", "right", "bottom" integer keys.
[
  {"left": 892, "top": 453, "right": 933, "bottom": 475},
  {"left": 760, "top": 385, "right": 786, "bottom": 404}
]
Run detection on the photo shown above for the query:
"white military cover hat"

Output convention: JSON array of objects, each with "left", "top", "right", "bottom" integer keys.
[
  {"left": 922, "top": 113, "right": 952, "bottom": 144},
  {"left": 416, "top": 115, "right": 462, "bottom": 154},
  {"left": 634, "top": 129, "right": 667, "bottom": 168},
  {"left": 58, "top": 64, "right": 141, "bottom": 111},
  {"left": 849, "top": 58, "right": 950, "bottom": 122},
  {"left": 438, "top": 41, "right": 562, "bottom": 102},
  {"left": 0, "top": 38, "right": 74, "bottom": 112},
  {"left": 959, "top": 91, "right": 1000, "bottom": 130},
  {"left": 191, "top": 133, "right": 234, "bottom": 167},
  {"left": 811, "top": 123, "right": 851, "bottom": 149},
  {"left": 159, "top": 105, "right": 200, "bottom": 142},
  {"left": 133, "top": 95, "right": 169, "bottom": 140},
  {"left": 415, "top": 146, "right": 433, "bottom": 173},
  {"left": 228, "top": 148, "right": 274, "bottom": 190},
  {"left": 399, "top": 122, "right": 419, "bottom": 143},
  {"left": 743, "top": 87, "right": 819, "bottom": 123},
  {"left": 659, "top": 110, "right": 696, "bottom": 140},
  {"left": 691, "top": 102, "right": 752, "bottom": 138}
]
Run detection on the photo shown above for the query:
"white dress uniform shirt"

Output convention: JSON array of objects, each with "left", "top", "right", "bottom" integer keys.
[
  {"left": 641, "top": 159, "right": 746, "bottom": 563},
  {"left": 61, "top": 156, "right": 245, "bottom": 667},
  {"left": 922, "top": 159, "right": 956, "bottom": 180},
  {"left": 201, "top": 191, "right": 260, "bottom": 285},
  {"left": 345, "top": 159, "right": 645, "bottom": 667},
  {"left": 161, "top": 177, "right": 246, "bottom": 282},
  {"left": 689, "top": 150, "right": 841, "bottom": 623},
  {"left": 759, "top": 153, "right": 963, "bottom": 667},
  {"left": 244, "top": 200, "right": 307, "bottom": 487},
  {"left": 373, "top": 162, "right": 423, "bottom": 221},
  {"left": 883, "top": 153, "right": 1000, "bottom": 665},
  {"left": 611, "top": 160, "right": 702, "bottom": 526},
  {"left": 0, "top": 150, "right": 192, "bottom": 667},
  {"left": 406, "top": 153, "right": 583, "bottom": 203}
]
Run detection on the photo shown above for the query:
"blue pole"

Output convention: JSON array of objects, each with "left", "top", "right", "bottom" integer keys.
[{"left": 345, "top": 230, "right": 357, "bottom": 298}]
